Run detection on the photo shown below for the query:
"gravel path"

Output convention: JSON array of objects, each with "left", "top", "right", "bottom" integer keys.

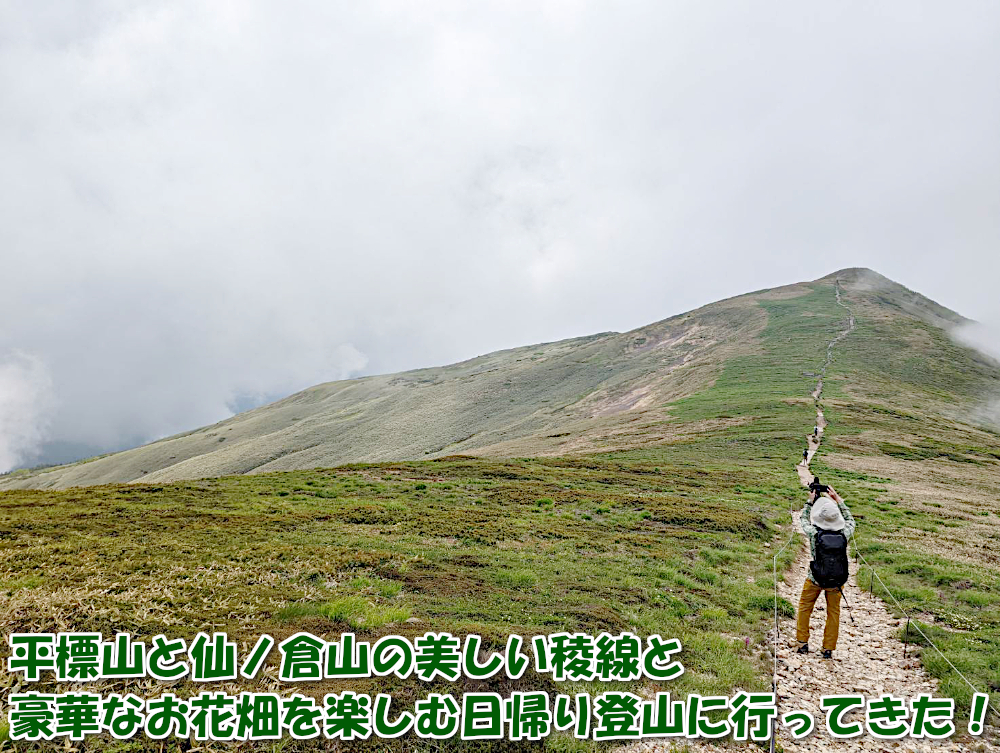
[
  {"left": 771, "top": 522, "right": 973, "bottom": 752},
  {"left": 618, "top": 282, "right": 996, "bottom": 752},
  {"left": 773, "top": 282, "right": 992, "bottom": 750}
]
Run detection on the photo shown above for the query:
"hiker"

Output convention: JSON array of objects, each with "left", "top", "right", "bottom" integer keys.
[
  {"left": 796, "top": 486, "right": 855, "bottom": 659},
  {"left": 813, "top": 425, "right": 819, "bottom": 437},
  {"left": 802, "top": 448, "right": 809, "bottom": 463},
  {"left": 808, "top": 476, "right": 827, "bottom": 499}
]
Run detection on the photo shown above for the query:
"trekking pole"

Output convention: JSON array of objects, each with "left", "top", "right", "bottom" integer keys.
[{"left": 837, "top": 587, "right": 855, "bottom": 624}]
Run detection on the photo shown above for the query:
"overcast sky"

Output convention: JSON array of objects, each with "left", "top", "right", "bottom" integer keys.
[{"left": 2, "top": 1, "right": 999, "bottom": 471}]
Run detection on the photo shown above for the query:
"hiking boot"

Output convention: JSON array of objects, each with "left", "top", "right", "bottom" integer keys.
[
  {"left": 796, "top": 642, "right": 809, "bottom": 654},
  {"left": 821, "top": 649, "right": 833, "bottom": 659}
]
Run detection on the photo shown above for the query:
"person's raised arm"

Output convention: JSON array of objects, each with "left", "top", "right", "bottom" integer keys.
[
  {"left": 839, "top": 501, "right": 856, "bottom": 539},
  {"left": 800, "top": 500, "right": 816, "bottom": 536}
]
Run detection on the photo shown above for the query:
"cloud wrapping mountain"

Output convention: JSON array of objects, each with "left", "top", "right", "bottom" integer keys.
[
  {"left": 0, "top": 352, "right": 53, "bottom": 471},
  {"left": 2, "top": 2, "right": 999, "bottom": 470}
]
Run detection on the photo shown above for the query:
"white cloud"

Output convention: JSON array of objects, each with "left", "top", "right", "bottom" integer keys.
[
  {"left": 953, "top": 321, "right": 1000, "bottom": 364},
  {"left": 0, "top": 353, "right": 54, "bottom": 471},
  {"left": 1, "top": 1, "right": 999, "bottom": 467},
  {"left": 951, "top": 320, "right": 1000, "bottom": 429}
]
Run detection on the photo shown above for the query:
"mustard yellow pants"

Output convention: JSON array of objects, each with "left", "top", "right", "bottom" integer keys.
[{"left": 796, "top": 578, "right": 842, "bottom": 651}]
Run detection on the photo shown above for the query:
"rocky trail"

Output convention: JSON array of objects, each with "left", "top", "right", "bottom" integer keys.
[
  {"left": 621, "top": 282, "right": 996, "bottom": 752},
  {"left": 774, "top": 283, "right": 992, "bottom": 752},
  {"left": 775, "top": 283, "right": 997, "bottom": 752}
]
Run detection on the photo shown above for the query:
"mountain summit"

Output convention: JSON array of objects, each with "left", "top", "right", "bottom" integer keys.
[{"left": 3, "top": 268, "right": 996, "bottom": 490}]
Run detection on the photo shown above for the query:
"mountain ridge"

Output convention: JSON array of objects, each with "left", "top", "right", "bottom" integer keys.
[{"left": 2, "top": 267, "right": 990, "bottom": 490}]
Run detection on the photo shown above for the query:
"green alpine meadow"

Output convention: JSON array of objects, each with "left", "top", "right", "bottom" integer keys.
[{"left": 2, "top": 268, "right": 998, "bottom": 750}]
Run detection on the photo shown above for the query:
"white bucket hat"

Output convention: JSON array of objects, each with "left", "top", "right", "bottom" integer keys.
[{"left": 810, "top": 497, "right": 845, "bottom": 531}]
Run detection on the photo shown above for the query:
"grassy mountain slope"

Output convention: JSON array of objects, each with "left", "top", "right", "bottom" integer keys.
[
  {"left": 13, "top": 268, "right": 983, "bottom": 494},
  {"left": 807, "top": 269, "right": 1000, "bottom": 707},
  {"left": 0, "top": 279, "right": 803, "bottom": 490},
  {"left": 2, "top": 268, "right": 998, "bottom": 747}
]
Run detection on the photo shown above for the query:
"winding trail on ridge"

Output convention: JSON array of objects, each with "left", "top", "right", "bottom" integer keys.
[
  {"left": 619, "top": 282, "right": 994, "bottom": 752},
  {"left": 796, "top": 282, "right": 853, "bottom": 481},
  {"left": 774, "top": 281, "right": 971, "bottom": 753}
]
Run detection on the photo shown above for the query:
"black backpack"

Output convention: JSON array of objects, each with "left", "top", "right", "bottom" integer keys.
[{"left": 810, "top": 528, "right": 849, "bottom": 588}]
